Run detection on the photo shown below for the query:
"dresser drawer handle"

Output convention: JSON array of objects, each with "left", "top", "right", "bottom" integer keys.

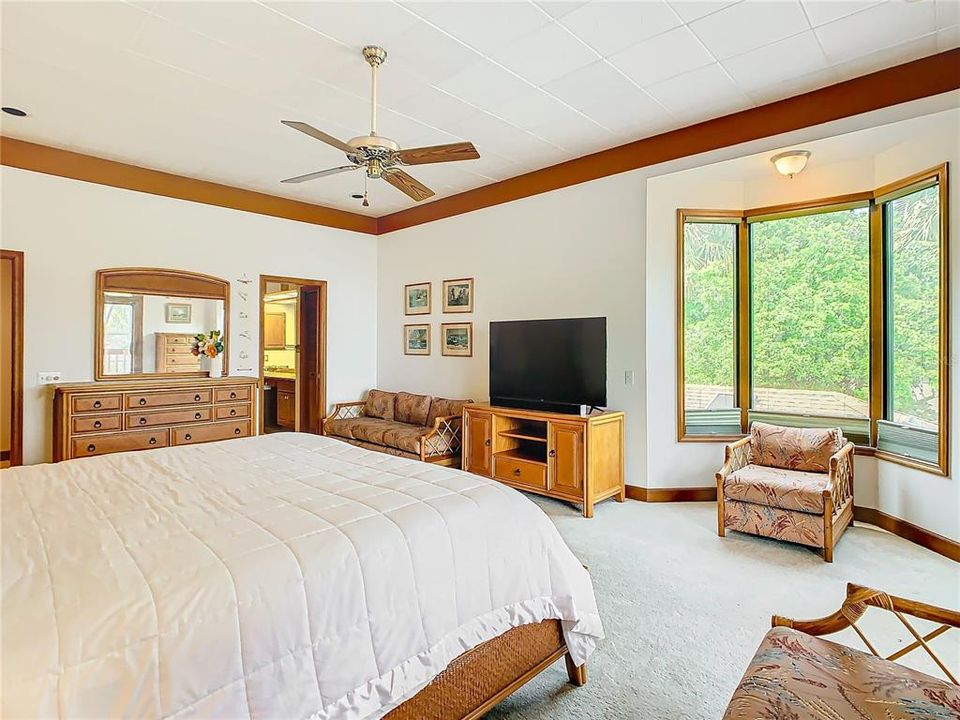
[
  {"left": 93, "top": 400, "right": 102, "bottom": 409},
  {"left": 548, "top": 449, "right": 556, "bottom": 457},
  {"left": 194, "top": 394, "right": 201, "bottom": 402},
  {"left": 195, "top": 412, "right": 202, "bottom": 419},
  {"left": 484, "top": 439, "right": 491, "bottom": 447},
  {"left": 229, "top": 409, "right": 237, "bottom": 416},
  {"left": 87, "top": 444, "right": 96, "bottom": 453},
  {"left": 139, "top": 398, "right": 147, "bottom": 406},
  {"left": 513, "top": 468, "right": 521, "bottom": 477},
  {"left": 94, "top": 420, "right": 102, "bottom": 429},
  {"left": 229, "top": 392, "right": 237, "bottom": 399},
  {"left": 139, "top": 417, "right": 147, "bottom": 425},
  {"left": 234, "top": 427, "right": 241, "bottom": 435},
  {"left": 185, "top": 433, "right": 192, "bottom": 441},
  {"left": 149, "top": 437, "right": 157, "bottom": 445}
]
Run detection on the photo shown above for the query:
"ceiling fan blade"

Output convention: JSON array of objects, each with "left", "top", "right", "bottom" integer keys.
[
  {"left": 383, "top": 169, "right": 435, "bottom": 201},
  {"left": 281, "top": 121, "right": 356, "bottom": 154},
  {"left": 395, "top": 141, "right": 480, "bottom": 166},
  {"left": 281, "top": 165, "right": 360, "bottom": 184}
]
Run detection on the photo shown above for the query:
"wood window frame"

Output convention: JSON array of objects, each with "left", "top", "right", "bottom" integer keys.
[{"left": 676, "top": 164, "right": 949, "bottom": 476}]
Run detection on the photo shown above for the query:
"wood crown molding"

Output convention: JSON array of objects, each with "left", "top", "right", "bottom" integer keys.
[
  {"left": 1, "top": 51, "right": 957, "bottom": 236},
  {"left": 624, "top": 485, "right": 959, "bottom": 562},
  {"left": 377, "top": 49, "right": 960, "bottom": 234},
  {"left": 0, "top": 137, "right": 378, "bottom": 235}
]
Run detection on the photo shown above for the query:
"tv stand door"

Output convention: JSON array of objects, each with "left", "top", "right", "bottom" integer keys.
[
  {"left": 464, "top": 409, "right": 493, "bottom": 476},
  {"left": 548, "top": 422, "right": 584, "bottom": 499}
]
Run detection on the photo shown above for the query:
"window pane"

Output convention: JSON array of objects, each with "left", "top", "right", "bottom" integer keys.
[
  {"left": 886, "top": 184, "right": 940, "bottom": 431},
  {"left": 750, "top": 207, "right": 870, "bottom": 419},
  {"left": 683, "top": 221, "right": 738, "bottom": 421}
]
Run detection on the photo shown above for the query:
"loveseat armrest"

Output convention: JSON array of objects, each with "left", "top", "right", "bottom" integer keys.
[
  {"left": 421, "top": 414, "right": 464, "bottom": 459},
  {"left": 323, "top": 401, "right": 366, "bottom": 431},
  {"left": 716, "top": 436, "right": 751, "bottom": 484},
  {"left": 827, "top": 441, "right": 855, "bottom": 511}
]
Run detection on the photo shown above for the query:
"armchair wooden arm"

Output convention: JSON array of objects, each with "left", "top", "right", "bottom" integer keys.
[
  {"left": 420, "top": 414, "right": 464, "bottom": 462},
  {"left": 827, "top": 441, "right": 855, "bottom": 511},
  {"left": 715, "top": 436, "right": 750, "bottom": 538},
  {"left": 772, "top": 583, "right": 959, "bottom": 683}
]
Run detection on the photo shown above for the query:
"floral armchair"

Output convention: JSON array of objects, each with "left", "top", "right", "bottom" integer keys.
[{"left": 716, "top": 422, "right": 854, "bottom": 562}]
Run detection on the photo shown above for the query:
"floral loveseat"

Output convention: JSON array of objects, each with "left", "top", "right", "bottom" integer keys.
[
  {"left": 716, "top": 422, "right": 854, "bottom": 562},
  {"left": 723, "top": 584, "right": 960, "bottom": 719},
  {"left": 323, "top": 390, "right": 471, "bottom": 466}
]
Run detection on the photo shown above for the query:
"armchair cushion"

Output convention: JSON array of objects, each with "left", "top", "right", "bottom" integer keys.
[
  {"left": 750, "top": 421, "right": 843, "bottom": 473},
  {"left": 725, "top": 464, "right": 830, "bottom": 514},
  {"left": 427, "top": 397, "right": 472, "bottom": 426},
  {"left": 395, "top": 392, "right": 433, "bottom": 426},
  {"left": 364, "top": 389, "right": 396, "bottom": 420}
]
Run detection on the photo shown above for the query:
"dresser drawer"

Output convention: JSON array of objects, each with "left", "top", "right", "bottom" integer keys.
[
  {"left": 215, "top": 403, "right": 250, "bottom": 420},
  {"left": 126, "top": 389, "right": 212, "bottom": 409},
  {"left": 127, "top": 407, "right": 212, "bottom": 429},
  {"left": 71, "top": 414, "right": 122, "bottom": 434},
  {"left": 164, "top": 345, "right": 197, "bottom": 355},
  {"left": 72, "top": 394, "right": 122, "bottom": 413},
  {"left": 163, "top": 355, "right": 201, "bottom": 368},
  {"left": 173, "top": 420, "right": 251, "bottom": 446},
  {"left": 215, "top": 386, "right": 250, "bottom": 403},
  {"left": 72, "top": 429, "right": 169, "bottom": 458},
  {"left": 163, "top": 335, "right": 193, "bottom": 346},
  {"left": 494, "top": 454, "right": 547, "bottom": 490}
]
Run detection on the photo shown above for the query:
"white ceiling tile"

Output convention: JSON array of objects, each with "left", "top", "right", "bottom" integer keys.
[
  {"left": 401, "top": 1, "right": 551, "bottom": 55},
  {"left": 831, "top": 32, "right": 940, "bottom": 81},
  {"left": 722, "top": 31, "right": 828, "bottom": 93},
  {"left": 485, "top": 89, "right": 573, "bottom": 131},
  {"left": 558, "top": 1, "right": 684, "bottom": 57},
  {"left": 935, "top": 0, "right": 960, "bottom": 29},
  {"left": 938, "top": 25, "right": 960, "bottom": 51},
  {"left": 667, "top": 0, "right": 740, "bottom": 23},
  {"left": 815, "top": 0, "right": 937, "bottom": 63},
  {"left": 800, "top": 0, "right": 882, "bottom": 28},
  {"left": 745, "top": 65, "right": 840, "bottom": 105},
  {"left": 690, "top": 0, "right": 810, "bottom": 60},
  {"left": 542, "top": 60, "right": 645, "bottom": 114},
  {"left": 263, "top": 1, "right": 421, "bottom": 49},
  {"left": 580, "top": 89, "right": 672, "bottom": 137},
  {"left": 524, "top": 108, "right": 617, "bottom": 152},
  {"left": 389, "top": 86, "right": 481, "bottom": 133},
  {"left": 1, "top": 0, "right": 151, "bottom": 50},
  {"left": 646, "top": 62, "right": 752, "bottom": 120},
  {"left": 609, "top": 26, "right": 715, "bottom": 87},
  {"left": 535, "top": 2, "right": 587, "bottom": 19},
  {"left": 375, "top": 109, "right": 458, "bottom": 149},
  {"left": 492, "top": 22, "right": 599, "bottom": 86},
  {"left": 385, "top": 20, "right": 485, "bottom": 84},
  {"left": 437, "top": 59, "right": 533, "bottom": 110}
]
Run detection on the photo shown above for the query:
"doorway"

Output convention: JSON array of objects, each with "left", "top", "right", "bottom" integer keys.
[
  {"left": 259, "top": 275, "right": 327, "bottom": 435},
  {"left": 1, "top": 250, "right": 24, "bottom": 467}
]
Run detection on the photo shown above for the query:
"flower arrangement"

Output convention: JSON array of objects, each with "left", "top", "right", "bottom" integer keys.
[{"left": 192, "top": 330, "right": 224, "bottom": 359}]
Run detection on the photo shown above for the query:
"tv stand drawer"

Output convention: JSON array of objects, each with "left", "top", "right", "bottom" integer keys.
[{"left": 494, "top": 454, "right": 547, "bottom": 491}]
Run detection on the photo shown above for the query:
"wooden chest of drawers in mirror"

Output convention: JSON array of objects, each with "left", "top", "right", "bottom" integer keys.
[{"left": 53, "top": 377, "right": 258, "bottom": 461}]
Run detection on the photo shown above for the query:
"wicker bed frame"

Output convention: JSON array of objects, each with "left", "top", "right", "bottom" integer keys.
[{"left": 384, "top": 620, "right": 584, "bottom": 720}]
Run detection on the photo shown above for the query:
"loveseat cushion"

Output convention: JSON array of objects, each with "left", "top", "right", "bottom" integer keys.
[
  {"left": 364, "top": 389, "right": 396, "bottom": 420},
  {"left": 725, "top": 464, "right": 830, "bottom": 514},
  {"left": 328, "top": 417, "right": 428, "bottom": 454},
  {"left": 427, "top": 397, "right": 472, "bottom": 426},
  {"left": 750, "top": 421, "right": 843, "bottom": 472},
  {"left": 396, "top": 392, "right": 433, "bottom": 426},
  {"left": 722, "top": 626, "right": 960, "bottom": 720}
]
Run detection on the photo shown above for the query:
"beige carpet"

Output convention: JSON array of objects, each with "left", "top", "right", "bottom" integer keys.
[{"left": 486, "top": 497, "right": 960, "bottom": 720}]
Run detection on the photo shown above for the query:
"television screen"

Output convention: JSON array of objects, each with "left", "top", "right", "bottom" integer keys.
[{"left": 489, "top": 317, "right": 606, "bottom": 411}]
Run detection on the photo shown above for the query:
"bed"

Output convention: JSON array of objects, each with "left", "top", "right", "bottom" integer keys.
[{"left": 1, "top": 433, "right": 603, "bottom": 719}]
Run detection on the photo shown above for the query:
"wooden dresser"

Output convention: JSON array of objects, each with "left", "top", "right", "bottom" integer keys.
[
  {"left": 155, "top": 333, "right": 201, "bottom": 373},
  {"left": 463, "top": 404, "right": 625, "bottom": 518},
  {"left": 53, "top": 377, "right": 258, "bottom": 461}
]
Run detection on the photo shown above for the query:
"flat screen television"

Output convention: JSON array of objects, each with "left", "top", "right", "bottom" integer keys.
[{"left": 489, "top": 317, "right": 606, "bottom": 414}]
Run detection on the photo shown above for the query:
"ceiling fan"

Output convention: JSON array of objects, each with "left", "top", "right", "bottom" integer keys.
[{"left": 280, "top": 45, "right": 480, "bottom": 205}]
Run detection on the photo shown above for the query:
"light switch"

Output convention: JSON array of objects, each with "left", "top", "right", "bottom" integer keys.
[{"left": 624, "top": 370, "right": 635, "bottom": 385}]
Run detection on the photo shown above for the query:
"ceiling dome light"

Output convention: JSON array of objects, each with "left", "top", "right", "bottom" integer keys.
[{"left": 771, "top": 150, "right": 811, "bottom": 178}]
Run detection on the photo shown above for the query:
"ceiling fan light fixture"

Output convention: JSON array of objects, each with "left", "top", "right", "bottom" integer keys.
[{"left": 771, "top": 150, "right": 811, "bottom": 178}]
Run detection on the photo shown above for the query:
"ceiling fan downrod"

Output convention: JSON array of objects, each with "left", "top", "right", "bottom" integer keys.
[{"left": 362, "top": 46, "right": 387, "bottom": 137}]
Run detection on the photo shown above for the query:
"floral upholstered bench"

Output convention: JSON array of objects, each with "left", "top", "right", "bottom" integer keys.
[
  {"left": 717, "top": 422, "right": 854, "bottom": 562},
  {"left": 723, "top": 584, "right": 960, "bottom": 720}
]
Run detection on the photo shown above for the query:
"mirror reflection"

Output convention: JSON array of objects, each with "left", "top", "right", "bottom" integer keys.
[{"left": 101, "top": 292, "right": 226, "bottom": 376}]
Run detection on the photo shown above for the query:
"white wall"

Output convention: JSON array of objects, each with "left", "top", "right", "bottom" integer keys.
[{"left": 0, "top": 166, "right": 378, "bottom": 465}]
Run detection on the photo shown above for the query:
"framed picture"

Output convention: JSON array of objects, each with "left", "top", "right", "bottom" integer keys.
[
  {"left": 404, "top": 282, "right": 431, "bottom": 315},
  {"left": 442, "top": 277, "right": 474, "bottom": 313},
  {"left": 441, "top": 322, "right": 473, "bottom": 357},
  {"left": 165, "top": 303, "right": 192, "bottom": 323},
  {"left": 404, "top": 324, "right": 431, "bottom": 355}
]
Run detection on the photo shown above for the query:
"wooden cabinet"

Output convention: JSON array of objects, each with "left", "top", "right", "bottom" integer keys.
[
  {"left": 463, "top": 404, "right": 624, "bottom": 518},
  {"left": 264, "top": 313, "right": 286, "bottom": 349},
  {"left": 269, "top": 377, "right": 296, "bottom": 430},
  {"left": 155, "top": 333, "right": 201, "bottom": 374},
  {"left": 54, "top": 377, "right": 258, "bottom": 461}
]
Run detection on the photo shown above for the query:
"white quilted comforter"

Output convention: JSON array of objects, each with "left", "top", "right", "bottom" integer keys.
[{"left": 2, "top": 433, "right": 602, "bottom": 719}]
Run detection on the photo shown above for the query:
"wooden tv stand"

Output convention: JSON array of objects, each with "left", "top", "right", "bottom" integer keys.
[{"left": 463, "top": 403, "right": 625, "bottom": 517}]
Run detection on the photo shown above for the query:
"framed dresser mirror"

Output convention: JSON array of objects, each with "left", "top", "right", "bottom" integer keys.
[{"left": 95, "top": 268, "right": 230, "bottom": 380}]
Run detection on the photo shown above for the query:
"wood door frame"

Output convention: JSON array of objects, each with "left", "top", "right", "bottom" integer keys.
[
  {"left": 1, "top": 250, "right": 24, "bottom": 466},
  {"left": 258, "top": 275, "right": 327, "bottom": 435}
]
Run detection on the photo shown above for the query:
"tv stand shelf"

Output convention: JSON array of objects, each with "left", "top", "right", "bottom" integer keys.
[{"left": 463, "top": 403, "right": 625, "bottom": 518}]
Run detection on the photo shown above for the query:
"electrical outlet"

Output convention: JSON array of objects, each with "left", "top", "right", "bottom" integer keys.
[
  {"left": 38, "top": 371, "right": 62, "bottom": 384},
  {"left": 624, "top": 370, "right": 635, "bottom": 385}
]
